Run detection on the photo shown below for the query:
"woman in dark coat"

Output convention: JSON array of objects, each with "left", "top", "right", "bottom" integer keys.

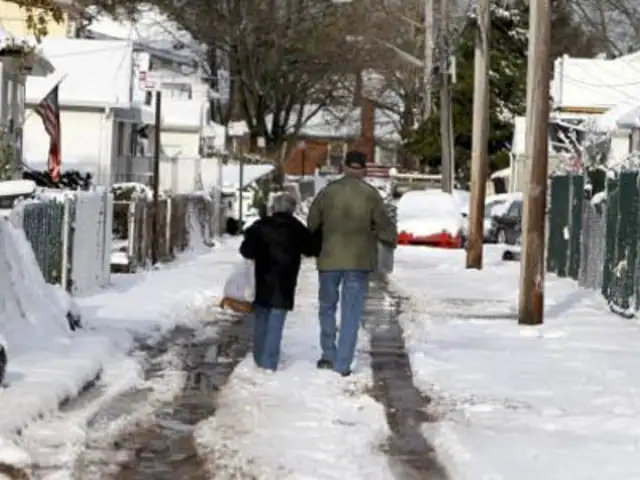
[{"left": 239, "top": 192, "right": 314, "bottom": 371}]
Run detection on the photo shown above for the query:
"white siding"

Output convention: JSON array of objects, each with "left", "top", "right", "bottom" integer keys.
[
  {"left": 608, "top": 130, "right": 632, "bottom": 164},
  {"left": 161, "top": 130, "right": 200, "bottom": 158},
  {"left": 23, "top": 108, "right": 113, "bottom": 184}
]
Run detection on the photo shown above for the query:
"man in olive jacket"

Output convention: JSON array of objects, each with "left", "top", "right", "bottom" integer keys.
[{"left": 307, "top": 151, "right": 397, "bottom": 376}]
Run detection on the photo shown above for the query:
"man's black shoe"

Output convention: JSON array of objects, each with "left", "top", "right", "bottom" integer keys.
[
  {"left": 316, "top": 359, "right": 333, "bottom": 370},
  {"left": 339, "top": 370, "right": 352, "bottom": 378}
]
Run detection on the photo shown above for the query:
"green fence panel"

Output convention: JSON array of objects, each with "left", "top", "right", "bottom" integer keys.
[
  {"left": 547, "top": 175, "right": 571, "bottom": 277},
  {"left": 606, "top": 171, "right": 640, "bottom": 313},
  {"left": 21, "top": 200, "right": 65, "bottom": 284},
  {"left": 568, "top": 175, "right": 584, "bottom": 280},
  {"left": 620, "top": 171, "right": 640, "bottom": 312},
  {"left": 602, "top": 176, "right": 619, "bottom": 299}
]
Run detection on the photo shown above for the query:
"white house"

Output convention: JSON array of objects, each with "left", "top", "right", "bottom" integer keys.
[
  {"left": 84, "top": 6, "right": 225, "bottom": 193},
  {"left": 24, "top": 38, "right": 155, "bottom": 186},
  {"left": 551, "top": 52, "right": 640, "bottom": 166},
  {"left": 506, "top": 51, "right": 640, "bottom": 191},
  {"left": 0, "top": 29, "right": 54, "bottom": 177}
]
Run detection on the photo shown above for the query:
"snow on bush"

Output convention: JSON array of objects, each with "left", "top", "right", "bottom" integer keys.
[
  {"left": 0, "top": 218, "right": 71, "bottom": 356},
  {"left": 110, "top": 182, "right": 159, "bottom": 201},
  {"left": 397, "top": 190, "right": 463, "bottom": 236}
]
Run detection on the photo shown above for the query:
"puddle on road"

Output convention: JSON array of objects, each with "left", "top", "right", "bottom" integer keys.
[{"left": 365, "top": 280, "right": 449, "bottom": 480}]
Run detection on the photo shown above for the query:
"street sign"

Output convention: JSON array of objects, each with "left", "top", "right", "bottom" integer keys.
[{"left": 139, "top": 70, "right": 164, "bottom": 91}]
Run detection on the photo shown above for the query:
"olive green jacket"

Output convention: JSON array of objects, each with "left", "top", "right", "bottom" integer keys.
[{"left": 307, "top": 176, "right": 397, "bottom": 271}]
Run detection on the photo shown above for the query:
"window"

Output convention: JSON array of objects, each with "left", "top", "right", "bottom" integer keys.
[
  {"left": 160, "top": 82, "right": 193, "bottom": 100},
  {"left": 116, "top": 122, "right": 126, "bottom": 156},
  {"left": 66, "top": 18, "right": 77, "bottom": 38},
  {"left": 507, "top": 200, "right": 522, "bottom": 218},
  {"left": 128, "top": 123, "right": 139, "bottom": 155}
]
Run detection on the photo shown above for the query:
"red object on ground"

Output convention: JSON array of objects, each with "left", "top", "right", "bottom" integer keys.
[{"left": 397, "top": 230, "right": 462, "bottom": 249}]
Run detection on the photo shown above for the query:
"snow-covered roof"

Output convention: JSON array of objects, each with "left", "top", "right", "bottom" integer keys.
[
  {"left": 0, "top": 27, "right": 53, "bottom": 77},
  {"left": 26, "top": 38, "right": 134, "bottom": 107},
  {"left": 86, "top": 5, "right": 202, "bottom": 63},
  {"left": 490, "top": 167, "right": 510, "bottom": 179},
  {"left": 221, "top": 164, "right": 274, "bottom": 189},
  {"left": 265, "top": 104, "right": 400, "bottom": 141},
  {"left": 615, "top": 105, "right": 640, "bottom": 129},
  {"left": 594, "top": 93, "right": 640, "bottom": 131},
  {"left": 552, "top": 54, "right": 640, "bottom": 111}
]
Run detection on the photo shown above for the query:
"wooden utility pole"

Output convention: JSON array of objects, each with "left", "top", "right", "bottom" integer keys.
[
  {"left": 439, "top": 0, "right": 453, "bottom": 193},
  {"left": 423, "top": 0, "right": 434, "bottom": 121},
  {"left": 151, "top": 90, "right": 162, "bottom": 266},
  {"left": 518, "top": 0, "right": 552, "bottom": 326},
  {"left": 465, "top": 0, "right": 490, "bottom": 269}
]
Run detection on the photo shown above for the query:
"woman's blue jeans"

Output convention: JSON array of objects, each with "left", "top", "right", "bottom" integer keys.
[{"left": 252, "top": 305, "right": 288, "bottom": 371}]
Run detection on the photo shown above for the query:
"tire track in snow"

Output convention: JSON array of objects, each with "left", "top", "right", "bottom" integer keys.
[
  {"left": 365, "top": 278, "right": 448, "bottom": 480},
  {"left": 16, "top": 304, "right": 251, "bottom": 479},
  {"left": 109, "top": 310, "right": 253, "bottom": 479}
]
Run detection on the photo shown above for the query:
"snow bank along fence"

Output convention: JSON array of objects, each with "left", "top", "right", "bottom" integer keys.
[
  {"left": 546, "top": 169, "right": 639, "bottom": 317},
  {"left": 10, "top": 190, "right": 113, "bottom": 295},
  {"left": 111, "top": 193, "right": 217, "bottom": 271}
]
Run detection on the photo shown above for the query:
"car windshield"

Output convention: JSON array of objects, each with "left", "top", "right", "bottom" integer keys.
[
  {"left": 506, "top": 200, "right": 523, "bottom": 217},
  {"left": 485, "top": 199, "right": 506, "bottom": 219}
]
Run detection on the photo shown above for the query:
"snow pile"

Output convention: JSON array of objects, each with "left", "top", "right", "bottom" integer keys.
[
  {"left": 397, "top": 190, "right": 463, "bottom": 236},
  {"left": 392, "top": 246, "right": 640, "bottom": 479},
  {"left": 195, "top": 261, "right": 394, "bottom": 479},
  {"left": 0, "top": 236, "right": 241, "bottom": 436},
  {"left": 0, "top": 218, "right": 70, "bottom": 351}
]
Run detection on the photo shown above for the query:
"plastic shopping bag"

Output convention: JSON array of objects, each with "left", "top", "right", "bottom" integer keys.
[{"left": 220, "top": 259, "right": 255, "bottom": 313}]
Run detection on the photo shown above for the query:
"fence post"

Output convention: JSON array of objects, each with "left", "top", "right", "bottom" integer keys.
[
  {"left": 60, "top": 197, "right": 72, "bottom": 291},
  {"left": 127, "top": 201, "right": 137, "bottom": 271},
  {"left": 102, "top": 191, "right": 113, "bottom": 286},
  {"left": 568, "top": 175, "right": 584, "bottom": 280},
  {"left": 602, "top": 176, "right": 618, "bottom": 299},
  {"left": 166, "top": 197, "right": 173, "bottom": 259}
]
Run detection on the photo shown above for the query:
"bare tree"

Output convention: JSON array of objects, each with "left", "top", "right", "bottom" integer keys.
[
  {"left": 567, "top": 0, "right": 640, "bottom": 56},
  {"left": 106, "top": 0, "right": 383, "bottom": 153}
]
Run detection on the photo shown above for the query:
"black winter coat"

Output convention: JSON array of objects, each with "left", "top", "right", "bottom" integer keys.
[{"left": 239, "top": 213, "right": 314, "bottom": 311}]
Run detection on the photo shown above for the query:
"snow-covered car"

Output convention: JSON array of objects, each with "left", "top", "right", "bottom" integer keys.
[
  {"left": 0, "top": 180, "right": 37, "bottom": 217},
  {"left": 397, "top": 190, "right": 464, "bottom": 248},
  {"left": 486, "top": 193, "right": 524, "bottom": 244},
  {"left": 483, "top": 194, "right": 512, "bottom": 241}
]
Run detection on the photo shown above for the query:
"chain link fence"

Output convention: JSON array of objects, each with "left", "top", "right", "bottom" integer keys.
[
  {"left": 10, "top": 190, "right": 113, "bottom": 292},
  {"left": 548, "top": 170, "right": 640, "bottom": 317}
]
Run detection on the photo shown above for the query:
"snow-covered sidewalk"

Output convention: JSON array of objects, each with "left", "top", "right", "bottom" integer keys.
[
  {"left": 0, "top": 238, "right": 241, "bottom": 437},
  {"left": 195, "top": 261, "right": 396, "bottom": 480},
  {"left": 392, "top": 245, "right": 640, "bottom": 479}
]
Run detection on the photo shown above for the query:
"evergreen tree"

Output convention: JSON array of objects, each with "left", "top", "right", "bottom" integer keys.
[{"left": 406, "top": 2, "right": 528, "bottom": 175}]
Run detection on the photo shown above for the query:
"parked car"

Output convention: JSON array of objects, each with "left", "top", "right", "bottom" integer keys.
[
  {"left": 487, "top": 194, "right": 523, "bottom": 244},
  {"left": 397, "top": 190, "right": 464, "bottom": 248},
  {"left": 482, "top": 194, "right": 511, "bottom": 241}
]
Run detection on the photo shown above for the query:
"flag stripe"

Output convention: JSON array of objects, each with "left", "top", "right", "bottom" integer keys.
[{"left": 33, "top": 84, "right": 61, "bottom": 181}]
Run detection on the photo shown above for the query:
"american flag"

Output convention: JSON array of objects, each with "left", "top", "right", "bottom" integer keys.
[{"left": 34, "top": 84, "right": 61, "bottom": 181}]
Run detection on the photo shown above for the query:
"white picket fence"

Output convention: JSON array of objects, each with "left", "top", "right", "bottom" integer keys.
[{"left": 69, "top": 190, "right": 113, "bottom": 295}]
